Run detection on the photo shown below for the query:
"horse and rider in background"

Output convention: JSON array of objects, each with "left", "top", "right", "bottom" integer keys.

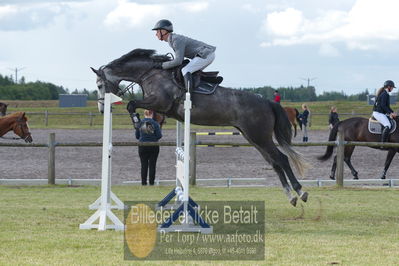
[{"left": 318, "top": 80, "right": 398, "bottom": 180}]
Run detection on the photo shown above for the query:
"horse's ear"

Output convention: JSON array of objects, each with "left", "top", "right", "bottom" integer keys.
[
  {"left": 21, "top": 112, "right": 28, "bottom": 121},
  {"left": 90, "top": 67, "right": 100, "bottom": 76}
]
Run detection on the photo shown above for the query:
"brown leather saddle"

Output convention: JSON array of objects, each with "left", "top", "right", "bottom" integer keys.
[{"left": 173, "top": 60, "right": 223, "bottom": 95}]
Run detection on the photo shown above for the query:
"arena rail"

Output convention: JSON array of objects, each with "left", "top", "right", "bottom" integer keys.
[
  {"left": 20, "top": 111, "right": 373, "bottom": 127},
  {"left": 1, "top": 132, "right": 398, "bottom": 187}
]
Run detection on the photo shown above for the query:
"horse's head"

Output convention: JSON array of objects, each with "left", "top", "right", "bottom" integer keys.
[
  {"left": 91, "top": 49, "right": 171, "bottom": 113},
  {"left": 91, "top": 67, "right": 120, "bottom": 113},
  {"left": 12, "top": 112, "right": 32, "bottom": 143}
]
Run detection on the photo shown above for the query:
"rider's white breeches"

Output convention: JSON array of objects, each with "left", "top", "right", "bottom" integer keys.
[
  {"left": 372, "top": 111, "right": 391, "bottom": 128},
  {"left": 181, "top": 52, "right": 215, "bottom": 76}
]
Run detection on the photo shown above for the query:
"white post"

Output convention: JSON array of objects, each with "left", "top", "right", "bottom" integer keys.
[
  {"left": 157, "top": 91, "right": 212, "bottom": 233},
  {"left": 80, "top": 92, "right": 124, "bottom": 231},
  {"left": 183, "top": 92, "right": 191, "bottom": 223}
]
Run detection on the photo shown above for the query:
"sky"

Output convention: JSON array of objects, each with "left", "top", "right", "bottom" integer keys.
[{"left": 1, "top": 0, "right": 399, "bottom": 95}]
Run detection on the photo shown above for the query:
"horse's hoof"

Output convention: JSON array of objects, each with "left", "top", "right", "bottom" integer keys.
[
  {"left": 381, "top": 176, "right": 386, "bottom": 180},
  {"left": 300, "top": 192, "right": 308, "bottom": 202},
  {"left": 290, "top": 197, "right": 298, "bottom": 207},
  {"left": 329, "top": 176, "right": 335, "bottom": 180},
  {"left": 353, "top": 177, "right": 359, "bottom": 180},
  {"left": 126, "top": 100, "right": 136, "bottom": 113}
]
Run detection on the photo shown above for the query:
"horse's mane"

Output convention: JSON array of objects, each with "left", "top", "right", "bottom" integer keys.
[
  {"left": 107, "top": 49, "right": 171, "bottom": 69},
  {"left": 0, "top": 112, "right": 25, "bottom": 120}
]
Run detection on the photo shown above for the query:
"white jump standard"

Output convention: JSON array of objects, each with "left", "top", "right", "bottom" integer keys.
[
  {"left": 80, "top": 93, "right": 125, "bottom": 231},
  {"left": 157, "top": 92, "right": 212, "bottom": 234}
]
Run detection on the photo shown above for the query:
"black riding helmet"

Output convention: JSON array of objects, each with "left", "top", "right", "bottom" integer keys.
[
  {"left": 384, "top": 80, "right": 396, "bottom": 88},
  {"left": 152, "top": 19, "right": 173, "bottom": 32}
]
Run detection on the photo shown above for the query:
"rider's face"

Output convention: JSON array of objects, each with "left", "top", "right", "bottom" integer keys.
[{"left": 156, "top": 30, "right": 168, "bottom": 41}]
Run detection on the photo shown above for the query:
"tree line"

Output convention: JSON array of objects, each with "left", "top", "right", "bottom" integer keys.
[
  {"left": 0, "top": 73, "right": 372, "bottom": 101},
  {"left": 241, "top": 85, "right": 371, "bottom": 102}
]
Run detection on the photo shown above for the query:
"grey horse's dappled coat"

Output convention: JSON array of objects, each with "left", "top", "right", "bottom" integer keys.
[{"left": 92, "top": 49, "right": 308, "bottom": 206}]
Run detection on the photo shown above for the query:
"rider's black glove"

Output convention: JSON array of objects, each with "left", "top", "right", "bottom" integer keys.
[{"left": 153, "top": 62, "right": 163, "bottom": 69}]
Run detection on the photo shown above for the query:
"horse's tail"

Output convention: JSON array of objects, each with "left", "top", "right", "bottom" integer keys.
[
  {"left": 317, "top": 122, "right": 340, "bottom": 161},
  {"left": 272, "top": 103, "right": 308, "bottom": 177},
  {"left": 295, "top": 108, "right": 302, "bottom": 130}
]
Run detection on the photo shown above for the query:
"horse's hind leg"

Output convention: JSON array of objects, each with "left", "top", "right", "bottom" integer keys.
[
  {"left": 277, "top": 155, "right": 308, "bottom": 202},
  {"left": 272, "top": 163, "right": 298, "bottom": 206},
  {"left": 251, "top": 136, "right": 307, "bottom": 204},
  {"left": 329, "top": 155, "right": 337, "bottom": 180}
]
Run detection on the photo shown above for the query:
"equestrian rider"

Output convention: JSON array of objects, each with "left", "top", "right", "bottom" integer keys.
[
  {"left": 152, "top": 19, "right": 216, "bottom": 94},
  {"left": 372, "top": 80, "right": 397, "bottom": 143}
]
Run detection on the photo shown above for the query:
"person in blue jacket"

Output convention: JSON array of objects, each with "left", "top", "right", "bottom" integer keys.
[
  {"left": 300, "top": 103, "right": 310, "bottom": 142},
  {"left": 135, "top": 110, "right": 162, "bottom": 185}
]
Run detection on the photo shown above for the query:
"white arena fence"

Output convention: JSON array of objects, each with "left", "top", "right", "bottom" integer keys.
[{"left": 1, "top": 132, "right": 399, "bottom": 188}]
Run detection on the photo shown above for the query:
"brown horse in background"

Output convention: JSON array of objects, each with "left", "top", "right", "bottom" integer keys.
[
  {"left": 284, "top": 107, "right": 302, "bottom": 137},
  {"left": 152, "top": 112, "right": 166, "bottom": 128},
  {"left": 0, "top": 102, "right": 8, "bottom": 116},
  {"left": 0, "top": 112, "right": 33, "bottom": 143},
  {"left": 318, "top": 117, "right": 399, "bottom": 180}
]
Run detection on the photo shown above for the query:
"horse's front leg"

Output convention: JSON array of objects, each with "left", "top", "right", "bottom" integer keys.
[
  {"left": 127, "top": 95, "right": 169, "bottom": 114},
  {"left": 379, "top": 149, "right": 396, "bottom": 179},
  {"left": 127, "top": 96, "right": 160, "bottom": 128}
]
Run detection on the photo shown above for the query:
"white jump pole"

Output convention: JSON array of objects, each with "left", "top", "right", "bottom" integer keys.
[
  {"left": 79, "top": 92, "right": 124, "bottom": 231},
  {"left": 157, "top": 91, "right": 212, "bottom": 233}
]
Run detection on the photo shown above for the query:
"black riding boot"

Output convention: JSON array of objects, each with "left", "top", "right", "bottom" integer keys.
[
  {"left": 183, "top": 72, "right": 193, "bottom": 94},
  {"left": 303, "top": 137, "right": 306, "bottom": 142},
  {"left": 381, "top": 126, "right": 390, "bottom": 143}
]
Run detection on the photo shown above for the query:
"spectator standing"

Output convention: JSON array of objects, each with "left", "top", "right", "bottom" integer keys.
[
  {"left": 328, "top": 106, "right": 340, "bottom": 129},
  {"left": 300, "top": 103, "right": 310, "bottom": 142},
  {"left": 135, "top": 110, "right": 162, "bottom": 185},
  {"left": 273, "top": 90, "right": 281, "bottom": 103}
]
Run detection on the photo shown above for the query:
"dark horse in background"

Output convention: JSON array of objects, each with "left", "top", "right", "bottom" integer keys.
[
  {"left": 0, "top": 112, "right": 33, "bottom": 143},
  {"left": 0, "top": 102, "right": 8, "bottom": 116},
  {"left": 284, "top": 107, "right": 302, "bottom": 137},
  {"left": 91, "top": 49, "right": 308, "bottom": 206},
  {"left": 318, "top": 116, "right": 399, "bottom": 180}
]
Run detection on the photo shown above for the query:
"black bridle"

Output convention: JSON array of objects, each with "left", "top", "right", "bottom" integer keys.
[{"left": 96, "top": 52, "right": 174, "bottom": 103}]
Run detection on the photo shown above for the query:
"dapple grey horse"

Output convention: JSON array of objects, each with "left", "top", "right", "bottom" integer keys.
[{"left": 92, "top": 49, "right": 308, "bottom": 206}]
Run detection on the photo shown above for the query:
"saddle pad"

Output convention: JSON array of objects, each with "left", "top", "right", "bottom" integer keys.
[
  {"left": 193, "top": 80, "right": 218, "bottom": 95},
  {"left": 368, "top": 118, "right": 396, "bottom": 134}
]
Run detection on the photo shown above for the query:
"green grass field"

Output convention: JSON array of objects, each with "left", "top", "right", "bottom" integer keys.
[
  {"left": 5, "top": 99, "right": 398, "bottom": 130},
  {"left": 0, "top": 186, "right": 398, "bottom": 265}
]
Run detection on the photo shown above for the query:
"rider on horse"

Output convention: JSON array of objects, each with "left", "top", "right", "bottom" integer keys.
[
  {"left": 152, "top": 19, "right": 216, "bottom": 94},
  {"left": 372, "top": 80, "right": 397, "bottom": 143}
]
